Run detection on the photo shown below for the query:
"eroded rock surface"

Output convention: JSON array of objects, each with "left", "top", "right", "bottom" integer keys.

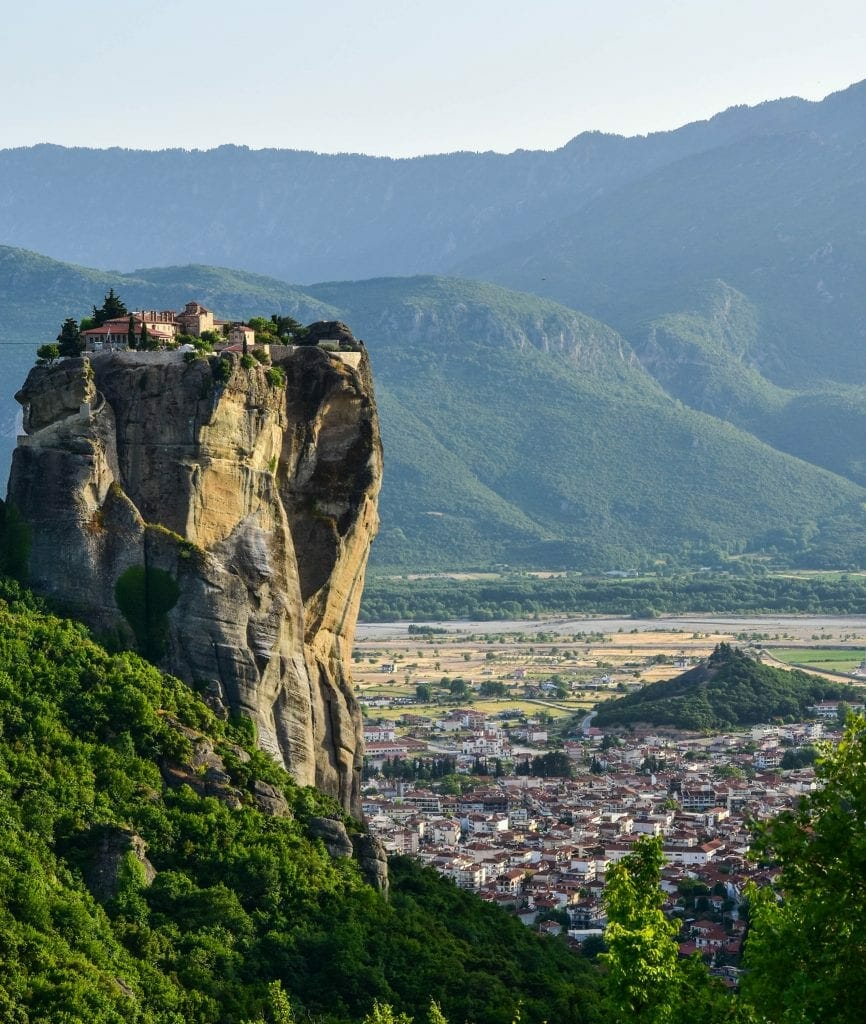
[
  {"left": 308, "top": 816, "right": 354, "bottom": 859},
  {"left": 7, "top": 345, "right": 381, "bottom": 816},
  {"left": 352, "top": 833, "right": 390, "bottom": 898},
  {"left": 85, "top": 827, "right": 156, "bottom": 903}
]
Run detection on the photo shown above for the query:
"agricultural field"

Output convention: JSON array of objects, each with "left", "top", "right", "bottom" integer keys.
[
  {"left": 352, "top": 625, "right": 735, "bottom": 731},
  {"left": 352, "top": 615, "right": 866, "bottom": 733},
  {"left": 767, "top": 647, "right": 866, "bottom": 676}
]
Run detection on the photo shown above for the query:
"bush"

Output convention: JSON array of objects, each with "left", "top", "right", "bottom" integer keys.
[
  {"left": 36, "top": 343, "right": 60, "bottom": 365},
  {"left": 266, "top": 367, "right": 286, "bottom": 388},
  {"left": 114, "top": 564, "right": 180, "bottom": 661}
]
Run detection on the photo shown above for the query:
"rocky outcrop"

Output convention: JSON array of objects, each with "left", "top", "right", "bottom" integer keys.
[
  {"left": 352, "top": 833, "right": 389, "bottom": 898},
  {"left": 7, "top": 343, "right": 381, "bottom": 816},
  {"left": 85, "top": 827, "right": 156, "bottom": 903},
  {"left": 308, "top": 816, "right": 354, "bottom": 859}
]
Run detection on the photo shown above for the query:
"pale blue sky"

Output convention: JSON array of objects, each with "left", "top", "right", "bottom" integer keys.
[{"left": 4, "top": 0, "right": 865, "bottom": 155}]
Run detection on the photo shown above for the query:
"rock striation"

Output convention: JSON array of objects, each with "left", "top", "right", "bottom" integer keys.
[{"left": 7, "top": 343, "right": 381, "bottom": 816}]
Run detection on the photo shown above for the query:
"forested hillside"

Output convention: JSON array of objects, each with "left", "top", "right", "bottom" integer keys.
[
  {"left": 5, "top": 251, "right": 866, "bottom": 573},
  {"left": 0, "top": 578, "right": 601, "bottom": 1023},
  {"left": 2, "top": 575, "right": 866, "bottom": 1023},
  {"left": 359, "top": 571, "right": 866, "bottom": 622}
]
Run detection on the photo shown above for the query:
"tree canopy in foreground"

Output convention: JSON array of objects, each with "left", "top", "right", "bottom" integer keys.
[{"left": 743, "top": 714, "right": 866, "bottom": 1022}]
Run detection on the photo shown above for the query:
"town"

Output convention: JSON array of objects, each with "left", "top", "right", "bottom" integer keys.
[{"left": 355, "top": 618, "right": 865, "bottom": 983}]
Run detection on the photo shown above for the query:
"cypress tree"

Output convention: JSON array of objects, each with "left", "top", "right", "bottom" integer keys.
[{"left": 56, "top": 318, "right": 82, "bottom": 357}]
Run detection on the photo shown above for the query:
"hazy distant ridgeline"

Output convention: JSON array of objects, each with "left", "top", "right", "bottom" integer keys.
[
  {"left": 0, "top": 81, "right": 862, "bottom": 294},
  {"left": 460, "top": 100, "right": 866, "bottom": 389}
]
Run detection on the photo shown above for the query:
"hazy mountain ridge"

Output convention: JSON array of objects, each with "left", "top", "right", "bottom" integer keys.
[
  {"left": 461, "top": 95, "right": 866, "bottom": 389},
  {"left": 1, "top": 83, "right": 860, "bottom": 287}
]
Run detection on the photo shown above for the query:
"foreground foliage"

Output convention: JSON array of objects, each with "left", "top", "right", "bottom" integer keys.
[
  {"left": 605, "top": 718, "right": 866, "bottom": 1024},
  {"left": 0, "top": 578, "right": 599, "bottom": 1023},
  {"left": 603, "top": 838, "right": 747, "bottom": 1024},
  {"left": 744, "top": 715, "right": 866, "bottom": 1022}
]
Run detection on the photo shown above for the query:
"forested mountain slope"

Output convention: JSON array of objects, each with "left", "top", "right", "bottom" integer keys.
[
  {"left": 462, "top": 83, "right": 866, "bottom": 389},
  {"left": 0, "top": 86, "right": 850, "bottom": 285},
  {"left": 5, "top": 251, "right": 866, "bottom": 571}
]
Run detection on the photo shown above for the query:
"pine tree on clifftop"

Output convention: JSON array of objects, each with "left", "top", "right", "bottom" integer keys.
[{"left": 91, "top": 288, "right": 128, "bottom": 327}]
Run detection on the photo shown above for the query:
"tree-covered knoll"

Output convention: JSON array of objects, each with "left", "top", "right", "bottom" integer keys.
[
  {"left": 594, "top": 643, "right": 854, "bottom": 731},
  {"left": 0, "top": 578, "right": 600, "bottom": 1023}
]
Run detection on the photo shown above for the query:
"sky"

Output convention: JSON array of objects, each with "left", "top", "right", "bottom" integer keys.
[{"left": 3, "top": 0, "right": 865, "bottom": 156}]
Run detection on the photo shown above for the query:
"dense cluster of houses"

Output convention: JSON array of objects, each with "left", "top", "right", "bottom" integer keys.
[{"left": 361, "top": 711, "right": 838, "bottom": 974}]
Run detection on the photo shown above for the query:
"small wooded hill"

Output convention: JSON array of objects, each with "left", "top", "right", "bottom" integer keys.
[
  {"left": 594, "top": 643, "right": 855, "bottom": 731},
  {"left": 0, "top": 578, "right": 599, "bottom": 1024}
]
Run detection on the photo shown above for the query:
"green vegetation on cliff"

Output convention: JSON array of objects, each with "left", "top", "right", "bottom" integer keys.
[
  {"left": 0, "top": 578, "right": 600, "bottom": 1023},
  {"left": 114, "top": 564, "right": 180, "bottom": 661},
  {"left": 594, "top": 643, "right": 854, "bottom": 731}
]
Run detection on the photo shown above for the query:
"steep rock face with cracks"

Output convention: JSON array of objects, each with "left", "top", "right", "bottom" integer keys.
[{"left": 7, "top": 342, "right": 381, "bottom": 815}]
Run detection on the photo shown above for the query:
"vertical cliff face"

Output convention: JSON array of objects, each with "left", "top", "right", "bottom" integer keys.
[{"left": 7, "top": 346, "right": 381, "bottom": 816}]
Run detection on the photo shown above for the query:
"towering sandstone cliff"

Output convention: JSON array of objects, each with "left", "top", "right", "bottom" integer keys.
[{"left": 6, "top": 343, "right": 381, "bottom": 816}]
